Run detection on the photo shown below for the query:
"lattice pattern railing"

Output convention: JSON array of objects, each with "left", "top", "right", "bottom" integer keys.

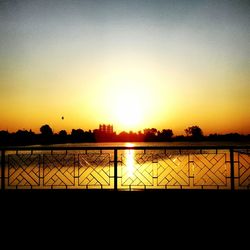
[
  {"left": 157, "top": 154, "right": 189, "bottom": 187},
  {"left": 0, "top": 146, "right": 249, "bottom": 190},
  {"left": 192, "top": 153, "right": 228, "bottom": 187},
  {"left": 78, "top": 153, "right": 111, "bottom": 188},
  {"left": 118, "top": 150, "right": 230, "bottom": 190},
  {"left": 239, "top": 153, "right": 250, "bottom": 188},
  {"left": 8, "top": 154, "right": 40, "bottom": 187},
  {"left": 4, "top": 150, "right": 114, "bottom": 189},
  {"left": 43, "top": 154, "right": 75, "bottom": 187}
]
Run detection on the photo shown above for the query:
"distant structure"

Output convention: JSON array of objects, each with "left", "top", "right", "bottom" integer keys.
[{"left": 99, "top": 124, "right": 114, "bottom": 134}]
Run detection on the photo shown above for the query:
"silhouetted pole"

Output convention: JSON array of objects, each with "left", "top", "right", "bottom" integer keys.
[
  {"left": 230, "top": 148, "right": 235, "bottom": 190},
  {"left": 1, "top": 150, "right": 5, "bottom": 190},
  {"left": 114, "top": 149, "right": 118, "bottom": 191}
]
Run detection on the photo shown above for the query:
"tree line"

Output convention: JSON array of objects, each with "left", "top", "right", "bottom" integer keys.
[{"left": 0, "top": 124, "right": 249, "bottom": 146}]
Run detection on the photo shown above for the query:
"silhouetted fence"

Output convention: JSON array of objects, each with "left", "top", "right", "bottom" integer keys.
[{"left": 0, "top": 146, "right": 249, "bottom": 190}]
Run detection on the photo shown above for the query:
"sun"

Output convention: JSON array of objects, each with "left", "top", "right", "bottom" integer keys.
[
  {"left": 99, "top": 75, "right": 156, "bottom": 132},
  {"left": 116, "top": 97, "right": 142, "bottom": 128},
  {"left": 113, "top": 85, "right": 146, "bottom": 130}
]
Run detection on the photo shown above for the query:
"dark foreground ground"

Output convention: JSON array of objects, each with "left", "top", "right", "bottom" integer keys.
[
  {"left": 1, "top": 189, "right": 248, "bottom": 211},
  {"left": 1, "top": 189, "right": 249, "bottom": 241}
]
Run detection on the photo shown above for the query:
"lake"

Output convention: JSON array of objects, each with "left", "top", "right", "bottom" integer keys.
[{"left": 27, "top": 141, "right": 250, "bottom": 148}]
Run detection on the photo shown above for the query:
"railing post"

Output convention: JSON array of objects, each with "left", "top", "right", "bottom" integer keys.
[
  {"left": 230, "top": 148, "right": 235, "bottom": 190},
  {"left": 1, "top": 150, "right": 5, "bottom": 190},
  {"left": 114, "top": 149, "right": 118, "bottom": 191}
]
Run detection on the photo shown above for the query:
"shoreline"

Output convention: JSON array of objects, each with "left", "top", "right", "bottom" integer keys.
[{"left": 1, "top": 140, "right": 250, "bottom": 148}]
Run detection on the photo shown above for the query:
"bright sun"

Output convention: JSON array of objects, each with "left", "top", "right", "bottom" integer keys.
[
  {"left": 113, "top": 82, "right": 147, "bottom": 130},
  {"left": 116, "top": 96, "right": 142, "bottom": 128},
  {"left": 99, "top": 74, "right": 157, "bottom": 132}
]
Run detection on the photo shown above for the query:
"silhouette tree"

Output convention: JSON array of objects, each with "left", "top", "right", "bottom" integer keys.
[
  {"left": 1, "top": 124, "right": 249, "bottom": 146},
  {"left": 71, "top": 129, "right": 85, "bottom": 142},
  {"left": 55, "top": 130, "right": 68, "bottom": 143},
  {"left": 59, "top": 130, "right": 67, "bottom": 137},
  {"left": 0, "top": 130, "right": 10, "bottom": 145},
  {"left": 161, "top": 129, "right": 173, "bottom": 139},
  {"left": 40, "top": 124, "right": 53, "bottom": 136},
  {"left": 185, "top": 126, "right": 203, "bottom": 139},
  {"left": 144, "top": 128, "right": 158, "bottom": 141}
]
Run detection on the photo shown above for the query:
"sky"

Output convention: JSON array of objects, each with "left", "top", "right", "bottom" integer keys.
[{"left": 0, "top": 0, "right": 249, "bottom": 135}]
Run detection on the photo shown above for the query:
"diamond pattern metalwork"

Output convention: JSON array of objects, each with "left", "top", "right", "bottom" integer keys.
[
  {"left": 78, "top": 153, "right": 111, "bottom": 187},
  {"left": 1, "top": 147, "right": 249, "bottom": 190},
  {"left": 157, "top": 154, "right": 189, "bottom": 187},
  {"left": 121, "top": 153, "right": 153, "bottom": 187},
  {"left": 193, "top": 153, "right": 227, "bottom": 186},
  {"left": 8, "top": 154, "right": 40, "bottom": 187},
  {"left": 43, "top": 154, "right": 75, "bottom": 186},
  {"left": 239, "top": 153, "right": 250, "bottom": 188}
]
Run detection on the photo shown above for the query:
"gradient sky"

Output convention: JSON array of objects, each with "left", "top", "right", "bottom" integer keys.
[{"left": 0, "top": 0, "right": 249, "bottom": 135}]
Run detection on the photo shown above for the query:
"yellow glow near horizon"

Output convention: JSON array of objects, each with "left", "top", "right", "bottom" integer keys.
[{"left": 88, "top": 67, "right": 162, "bottom": 132}]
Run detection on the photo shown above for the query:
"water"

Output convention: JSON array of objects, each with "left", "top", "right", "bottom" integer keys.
[{"left": 27, "top": 140, "right": 250, "bottom": 148}]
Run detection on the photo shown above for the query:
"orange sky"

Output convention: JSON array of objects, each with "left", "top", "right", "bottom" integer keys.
[{"left": 0, "top": 0, "right": 249, "bottom": 135}]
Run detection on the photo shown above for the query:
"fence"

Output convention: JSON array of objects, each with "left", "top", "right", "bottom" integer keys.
[{"left": 0, "top": 145, "right": 249, "bottom": 190}]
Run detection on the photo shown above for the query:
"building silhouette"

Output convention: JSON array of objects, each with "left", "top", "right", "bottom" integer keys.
[{"left": 99, "top": 124, "right": 113, "bottom": 134}]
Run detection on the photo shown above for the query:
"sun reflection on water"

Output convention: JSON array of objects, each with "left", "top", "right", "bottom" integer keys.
[{"left": 125, "top": 143, "right": 135, "bottom": 177}]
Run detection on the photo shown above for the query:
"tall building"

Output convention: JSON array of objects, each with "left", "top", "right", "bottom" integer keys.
[{"left": 99, "top": 124, "right": 113, "bottom": 134}]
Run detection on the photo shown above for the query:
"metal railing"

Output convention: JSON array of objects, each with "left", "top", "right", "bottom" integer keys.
[{"left": 0, "top": 145, "right": 249, "bottom": 190}]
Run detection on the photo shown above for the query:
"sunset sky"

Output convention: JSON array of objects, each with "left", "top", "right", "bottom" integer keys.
[{"left": 0, "top": 0, "right": 249, "bottom": 135}]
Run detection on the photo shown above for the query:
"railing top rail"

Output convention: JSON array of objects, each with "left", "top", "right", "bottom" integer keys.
[{"left": 1, "top": 145, "right": 250, "bottom": 151}]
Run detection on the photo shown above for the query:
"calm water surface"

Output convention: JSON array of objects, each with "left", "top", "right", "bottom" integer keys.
[{"left": 27, "top": 141, "right": 250, "bottom": 148}]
